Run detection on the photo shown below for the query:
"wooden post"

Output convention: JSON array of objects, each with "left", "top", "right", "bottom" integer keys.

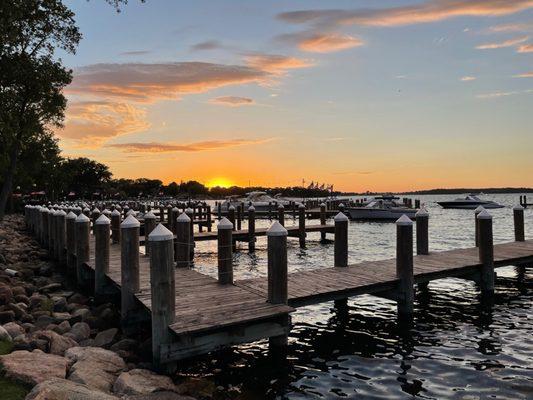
[
  {"left": 298, "top": 204, "right": 306, "bottom": 248},
  {"left": 48, "top": 209, "right": 55, "bottom": 255},
  {"left": 320, "top": 203, "right": 326, "bottom": 241},
  {"left": 143, "top": 211, "right": 157, "bottom": 256},
  {"left": 278, "top": 204, "right": 285, "bottom": 226},
  {"left": 206, "top": 205, "right": 212, "bottom": 232},
  {"left": 228, "top": 205, "right": 236, "bottom": 230},
  {"left": 396, "top": 215, "right": 414, "bottom": 317},
  {"left": 185, "top": 208, "right": 194, "bottom": 261},
  {"left": 248, "top": 206, "right": 256, "bottom": 252},
  {"left": 66, "top": 212, "right": 76, "bottom": 271},
  {"left": 56, "top": 210, "right": 67, "bottom": 265},
  {"left": 91, "top": 208, "right": 101, "bottom": 227},
  {"left": 121, "top": 215, "right": 140, "bottom": 326},
  {"left": 513, "top": 205, "right": 525, "bottom": 242},
  {"left": 477, "top": 209, "right": 494, "bottom": 294},
  {"left": 148, "top": 224, "right": 176, "bottom": 371},
  {"left": 334, "top": 212, "right": 348, "bottom": 267},
  {"left": 111, "top": 209, "right": 121, "bottom": 244},
  {"left": 75, "top": 213, "right": 91, "bottom": 286},
  {"left": 415, "top": 207, "right": 429, "bottom": 255},
  {"left": 217, "top": 217, "right": 233, "bottom": 284},
  {"left": 176, "top": 212, "right": 191, "bottom": 268},
  {"left": 474, "top": 205, "right": 484, "bottom": 247},
  {"left": 267, "top": 221, "right": 288, "bottom": 350},
  {"left": 170, "top": 207, "right": 179, "bottom": 234},
  {"left": 338, "top": 203, "right": 345, "bottom": 214},
  {"left": 237, "top": 203, "right": 242, "bottom": 231},
  {"left": 94, "top": 214, "right": 110, "bottom": 297}
]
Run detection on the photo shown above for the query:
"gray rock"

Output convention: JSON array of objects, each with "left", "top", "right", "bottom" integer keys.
[
  {"left": 26, "top": 378, "right": 120, "bottom": 400},
  {"left": 53, "top": 296, "right": 67, "bottom": 311},
  {"left": 125, "top": 393, "right": 196, "bottom": 400},
  {"left": 67, "top": 321, "right": 91, "bottom": 342},
  {"left": 33, "top": 330, "right": 78, "bottom": 355},
  {"left": 0, "top": 325, "right": 11, "bottom": 342},
  {"left": 94, "top": 328, "right": 118, "bottom": 348},
  {"left": 113, "top": 369, "right": 178, "bottom": 396},
  {"left": 2, "top": 321, "right": 25, "bottom": 338},
  {"left": 56, "top": 320, "right": 71, "bottom": 334},
  {"left": 66, "top": 346, "right": 126, "bottom": 393},
  {"left": 0, "top": 349, "right": 67, "bottom": 385},
  {"left": 110, "top": 338, "right": 138, "bottom": 352}
]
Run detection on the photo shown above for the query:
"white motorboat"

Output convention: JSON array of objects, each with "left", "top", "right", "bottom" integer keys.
[
  {"left": 220, "top": 191, "right": 293, "bottom": 212},
  {"left": 346, "top": 195, "right": 417, "bottom": 221},
  {"left": 437, "top": 194, "right": 504, "bottom": 209}
]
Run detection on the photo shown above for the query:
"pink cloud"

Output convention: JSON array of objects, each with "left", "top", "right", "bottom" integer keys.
[
  {"left": 209, "top": 96, "right": 255, "bottom": 106},
  {"left": 106, "top": 138, "right": 273, "bottom": 153}
]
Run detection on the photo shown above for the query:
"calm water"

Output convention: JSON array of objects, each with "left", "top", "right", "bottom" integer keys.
[{"left": 181, "top": 194, "right": 533, "bottom": 399}]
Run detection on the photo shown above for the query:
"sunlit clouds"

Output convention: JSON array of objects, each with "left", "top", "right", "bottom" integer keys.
[
  {"left": 106, "top": 138, "right": 273, "bottom": 153},
  {"left": 513, "top": 71, "right": 533, "bottom": 78},
  {"left": 460, "top": 76, "right": 476, "bottom": 81},
  {"left": 209, "top": 96, "right": 254, "bottom": 106},
  {"left": 476, "top": 35, "right": 529, "bottom": 50},
  {"left": 244, "top": 54, "right": 313, "bottom": 74},
  {"left": 277, "top": 32, "right": 364, "bottom": 53}
]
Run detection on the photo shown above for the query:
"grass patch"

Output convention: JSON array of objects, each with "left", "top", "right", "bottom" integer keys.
[
  {"left": 0, "top": 340, "right": 13, "bottom": 355},
  {"left": 0, "top": 376, "right": 29, "bottom": 400}
]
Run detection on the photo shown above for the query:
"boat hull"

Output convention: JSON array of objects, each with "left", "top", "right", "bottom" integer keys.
[
  {"left": 346, "top": 207, "right": 417, "bottom": 221},
  {"left": 437, "top": 201, "right": 504, "bottom": 209}
]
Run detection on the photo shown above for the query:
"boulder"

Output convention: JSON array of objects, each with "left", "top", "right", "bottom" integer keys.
[
  {"left": 94, "top": 328, "right": 118, "bottom": 348},
  {"left": 0, "top": 282, "right": 13, "bottom": 305},
  {"left": 113, "top": 369, "right": 178, "bottom": 396},
  {"left": 0, "top": 349, "right": 67, "bottom": 385},
  {"left": 33, "top": 330, "right": 78, "bottom": 355},
  {"left": 0, "top": 325, "right": 11, "bottom": 341},
  {"left": 2, "top": 321, "right": 25, "bottom": 338},
  {"left": 66, "top": 321, "right": 91, "bottom": 342},
  {"left": 125, "top": 392, "right": 196, "bottom": 400},
  {"left": 66, "top": 346, "right": 126, "bottom": 393},
  {"left": 26, "top": 378, "right": 120, "bottom": 400}
]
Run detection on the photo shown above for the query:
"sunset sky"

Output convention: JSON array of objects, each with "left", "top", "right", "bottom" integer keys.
[{"left": 59, "top": 0, "right": 533, "bottom": 192}]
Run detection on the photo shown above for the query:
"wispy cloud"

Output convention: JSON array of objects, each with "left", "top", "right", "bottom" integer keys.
[
  {"left": 487, "top": 22, "right": 533, "bottom": 33},
  {"left": 277, "top": 1, "right": 533, "bottom": 28},
  {"left": 513, "top": 71, "right": 533, "bottom": 78},
  {"left": 244, "top": 54, "right": 313, "bottom": 74},
  {"left": 67, "top": 62, "right": 268, "bottom": 102},
  {"left": 477, "top": 89, "right": 533, "bottom": 99},
  {"left": 517, "top": 43, "right": 533, "bottom": 52},
  {"left": 59, "top": 101, "right": 150, "bottom": 147},
  {"left": 190, "top": 40, "right": 223, "bottom": 51},
  {"left": 277, "top": 32, "right": 364, "bottom": 53},
  {"left": 461, "top": 76, "right": 477, "bottom": 81},
  {"left": 476, "top": 35, "right": 529, "bottom": 49},
  {"left": 106, "top": 138, "right": 273, "bottom": 153},
  {"left": 121, "top": 50, "right": 151, "bottom": 56},
  {"left": 209, "top": 96, "right": 254, "bottom": 106}
]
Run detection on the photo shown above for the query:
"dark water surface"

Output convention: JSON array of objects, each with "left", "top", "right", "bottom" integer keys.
[{"left": 182, "top": 194, "right": 533, "bottom": 399}]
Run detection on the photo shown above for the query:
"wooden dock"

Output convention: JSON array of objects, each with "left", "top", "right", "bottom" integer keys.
[{"left": 24, "top": 203, "right": 532, "bottom": 371}]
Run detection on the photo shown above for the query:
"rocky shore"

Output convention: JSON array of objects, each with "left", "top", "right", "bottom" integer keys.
[{"left": 0, "top": 215, "right": 220, "bottom": 400}]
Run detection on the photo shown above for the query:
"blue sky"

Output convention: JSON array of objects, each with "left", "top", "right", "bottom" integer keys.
[{"left": 59, "top": 0, "right": 533, "bottom": 191}]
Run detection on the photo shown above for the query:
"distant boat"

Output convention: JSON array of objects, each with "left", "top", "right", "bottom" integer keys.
[
  {"left": 437, "top": 194, "right": 504, "bottom": 209},
  {"left": 346, "top": 195, "right": 417, "bottom": 221},
  {"left": 220, "top": 191, "right": 293, "bottom": 212}
]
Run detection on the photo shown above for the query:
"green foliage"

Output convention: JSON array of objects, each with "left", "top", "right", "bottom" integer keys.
[
  {"left": 0, "top": 340, "right": 14, "bottom": 355},
  {"left": 0, "top": 376, "right": 28, "bottom": 400}
]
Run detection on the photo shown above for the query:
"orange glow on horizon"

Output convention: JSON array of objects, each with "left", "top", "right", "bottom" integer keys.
[{"left": 205, "top": 177, "right": 234, "bottom": 188}]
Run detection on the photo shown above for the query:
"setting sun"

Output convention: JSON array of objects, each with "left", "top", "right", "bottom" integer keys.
[{"left": 206, "top": 177, "right": 234, "bottom": 188}]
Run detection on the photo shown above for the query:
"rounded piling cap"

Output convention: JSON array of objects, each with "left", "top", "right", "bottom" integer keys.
[
  {"left": 126, "top": 209, "right": 137, "bottom": 216},
  {"left": 75, "top": 213, "right": 90, "bottom": 223},
  {"left": 513, "top": 204, "right": 524, "bottom": 211},
  {"left": 217, "top": 217, "right": 233, "bottom": 230},
  {"left": 477, "top": 209, "right": 492, "bottom": 220},
  {"left": 121, "top": 214, "right": 140, "bottom": 228},
  {"left": 334, "top": 212, "right": 349, "bottom": 222},
  {"left": 248, "top": 205, "right": 255, "bottom": 211},
  {"left": 83, "top": 207, "right": 90, "bottom": 213},
  {"left": 415, "top": 207, "right": 429, "bottom": 217},
  {"left": 278, "top": 203, "right": 284, "bottom": 209},
  {"left": 339, "top": 203, "right": 345, "bottom": 207},
  {"left": 185, "top": 207, "right": 193, "bottom": 214},
  {"left": 148, "top": 223, "right": 174, "bottom": 242},
  {"left": 95, "top": 214, "right": 110, "bottom": 225},
  {"left": 228, "top": 205, "right": 235, "bottom": 211},
  {"left": 396, "top": 214, "right": 413, "bottom": 226},
  {"left": 267, "top": 221, "right": 288, "bottom": 236},
  {"left": 103, "top": 209, "right": 112, "bottom": 216},
  {"left": 171, "top": 207, "right": 179, "bottom": 212},
  {"left": 177, "top": 212, "right": 191, "bottom": 223},
  {"left": 298, "top": 203, "right": 305, "bottom": 209},
  {"left": 56, "top": 210, "right": 67, "bottom": 217},
  {"left": 144, "top": 211, "right": 156, "bottom": 219},
  {"left": 115, "top": 205, "right": 122, "bottom": 211},
  {"left": 92, "top": 208, "right": 100, "bottom": 214},
  {"left": 111, "top": 209, "right": 121, "bottom": 217},
  {"left": 66, "top": 211, "right": 77, "bottom": 220},
  {"left": 320, "top": 203, "right": 326, "bottom": 207},
  {"left": 474, "top": 205, "right": 485, "bottom": 213}
]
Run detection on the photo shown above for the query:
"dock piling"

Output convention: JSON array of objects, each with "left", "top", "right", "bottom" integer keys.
[
  {"left": 148, "top": 224, "right": 176, "bottom": 371},
  {"left": 143, "top": 211, "right": 157, "bottom": 256},
  {"left": 217, "top": 217, "right": 233, "bottom": 284},
  {"left": 278, "top": 204, "right": 285, "bottom": 226},
  {"left": 474, "top": 206, "right": 484, "bottom": 247},
  {"left": 513, "top": 205, "right": 525, "bottom": 242},
  {"left": 396, "top": 215, "right": 414, "bottom": 317},
  {"left": 95, "top": 214, "right": 111, "bottom": 297},
  {"left": 176, "top": 212, "right": 191, "bottom": 268},
  {"left": 248, "top": 206, "right": 256, "bottom": 252},
  {"left": 320, "top": 203, "right": 326, "bottom": 241},
  {"left": 120, "top": 215, "right": 141, "bottom": 326},
  {"left": 298, "top": 204, "right": 306, "bottom": 248},
  {"left": 56, "top": 210, "right": 67, "bottom": 265},
  {"left": 111, "top": 210, "right": 121, "bottom": 244},
  {"left": 477, "top": 209, "right": 494, "bottom": 294},
  {"left": 415, "top": 207, "right": 429, "bottom": 255},
  {"left": 334, "top": 212, "right": 349, "bottom": 267},
  {"left": 75, "top": 213, "right": 91, "bottom": 286}
]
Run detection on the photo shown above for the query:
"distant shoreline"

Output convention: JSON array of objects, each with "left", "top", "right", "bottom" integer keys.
[{"left": 340, "top": 188, "right": 533, "bottom": 196}]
